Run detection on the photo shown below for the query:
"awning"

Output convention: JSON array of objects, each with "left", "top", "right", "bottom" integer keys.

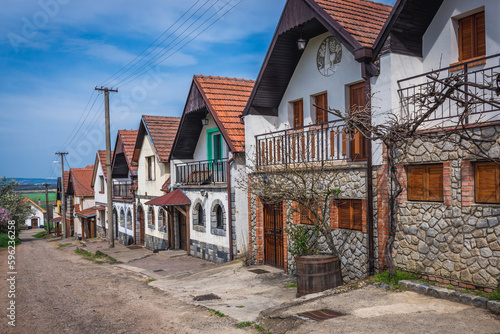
[
  {"left": 145, "top": 189, "right": 191, "bottom": 206},
  {"left": 52, "top": 217, "right": 62, "bottom": 222},
  {"left": 93, "top": 205, "right": 106, "bottom": 211},
  {"left": 75, "top": 208, "right": 96, "bottom": 219}
]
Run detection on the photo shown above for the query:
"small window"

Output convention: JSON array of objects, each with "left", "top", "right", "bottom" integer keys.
[
  {"left": 148, "top": 207, "right": 155, "bottom": 227},
  {"left": 146, "top": 156, "right": 155, "bottom": 181},
  {"left": 315, "top": 93, "right": 328, "bottom": 124},
  {"left": 459, "top": 11, "right": 485, "bottom": 62},
  {"left": 293, "top": 100, "right": 304, "bottom": 128},
  {"left": 196, "top": 204, "right": 204, "bottom": 226},
  {"left": 158, "top": 209, "right": 166, "bottom": 227},
  {"left": 99, "top": 175, "right": 104, "bottom": 192},
  {"left": 338, "top": 199, "right": 363, "bottom": 231},
  {"left": 298, "top": 200, "right": 317, "bottom": 225},
  {"left": 475, "top": 162, "right": 500, "bottom": 204},
  {"left": 216, "top": 205, "right": 224, "bottom": 229},
  {"left": 407, "top": 164, "right": 444, "bottom": 202}
]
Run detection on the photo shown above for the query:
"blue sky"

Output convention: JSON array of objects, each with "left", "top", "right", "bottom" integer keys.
[{"left": 0, "top": 0, "right": 395, "bottom": 178}]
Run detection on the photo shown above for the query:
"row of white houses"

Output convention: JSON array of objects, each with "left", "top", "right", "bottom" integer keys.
[{"left": 57, "top": 0, "right": 500, "bottom": 291}]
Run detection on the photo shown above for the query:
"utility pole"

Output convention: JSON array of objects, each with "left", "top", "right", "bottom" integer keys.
[
  {"left": 43, "top": 183, "right": 52, "bottom": 234},
  {"left": 56, "top": 152, "right": 68, "bottom": 239},
  {"left": 95, "top": 86, "right": 118, "bottom": 248}
]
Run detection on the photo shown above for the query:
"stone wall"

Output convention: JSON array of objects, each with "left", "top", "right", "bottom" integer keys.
[
  {"left": 145, "top": 235, "right": 168, "bottom": 250},
  {"left": 391, "top": 125, "right": 500, "bottom": 289},
  {"left": 190, "top": 240, "right": 229, "bottom": 263}
]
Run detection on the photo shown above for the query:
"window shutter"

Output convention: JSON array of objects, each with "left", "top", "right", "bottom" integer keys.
[
  {"left": 475, "top": 162, "right": 500, "bottom": 204},
  {"left": 293, "top": 100, "right": 303, "bottom": 128},
  {"left": 341, "top": 130, "right": 347, "bottom": 156},
  {"left": 315, "top": 93, "right": 328, "bottom": 124},
  {"left": 427, "top": 165, "right": 444, "bottom": 201},
  {"left": 351, "top": 200, "right": 363, "bottom": 231},
  {"left": 338, "top": 200, "right": 350, "bottom": 229},
  {"left": 408, "top": 165, "right": 425, "bottom": 201},
  {"left": 330, "top": 130, "right": 335, "bottom": 157},
  {"left": 459, "top": 15, "right": 474, "bottom": 61},
  {"left": 475, "top": 12, "right": 486, "bottom": 58}
]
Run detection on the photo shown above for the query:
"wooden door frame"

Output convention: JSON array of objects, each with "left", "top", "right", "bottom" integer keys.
[
  {"left": 263, "top": 201, "right": 285, "bottom": 269},
  {"left": 174, "top": 205, "right": 190, "bottom": 255}
]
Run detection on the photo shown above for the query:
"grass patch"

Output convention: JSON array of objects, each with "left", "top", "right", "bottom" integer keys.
[
  {"left": 74, "top": 248, "right": 116, "bottom": 263},
  {"left": 236, "top": 305, "right": 245, "bottom": 308},
  {"left": 147, "top": 278, "right": 157, "bottom": 283},
  {"left": 285, "top": 281, "right": 297, "bottom": 288},
  {"left": 254, "top": 324, "right": 265, "bottom": 332},
  {"left": 58, "top": 243, "right": 72, "bottom": 247},
  {"left": 0, "top": 234, "right": 21, "bottom": 248},
  {"left": 33, "top": 230, "right": 47, "bottom": 238},
  {"left": 209, "top": 309, "right": 226, "bottom": 317},
  {"left": 236, "top": 321, "right": 251, "bottom": 328},
  {"left": 472, "top": 289, "right": 500, "bottom": 302},
  {"left": 371, "top": 270, "right": 420, "bottom": 289}
]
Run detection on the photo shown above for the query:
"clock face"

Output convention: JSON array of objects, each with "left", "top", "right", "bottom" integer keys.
[{"left": 317, "top": 36, "right": 342, "bottom": 77}]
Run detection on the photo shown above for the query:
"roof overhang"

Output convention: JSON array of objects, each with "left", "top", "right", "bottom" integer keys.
[{"left": 145, "top": 189, "right": 191, "bottom": 207}]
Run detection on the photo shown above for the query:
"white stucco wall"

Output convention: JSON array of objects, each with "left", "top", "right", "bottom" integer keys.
[
  {"left": 137, "top": 134, "right": 170, "bottom": 198},
  {"left": 25, "top": 204, "right": 45, "bottom": 227},
  {"left": 231, "top": 160, "right": 249, "bottom": 257},
  {"left": 113, "top": 202, "right": 134, "bottom": 238},
  {"left": 94, "top": 160, "right": 107, "bottom": 205}
]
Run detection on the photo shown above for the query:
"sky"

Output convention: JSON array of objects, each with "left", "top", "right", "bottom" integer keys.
[{"left": 0, "top": 0, "right": 396, "bottom": 179}]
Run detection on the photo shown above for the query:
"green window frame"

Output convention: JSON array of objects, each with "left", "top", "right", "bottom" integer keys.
[{"left": 207, "top": 128, "right": 224, "bottom": 162}]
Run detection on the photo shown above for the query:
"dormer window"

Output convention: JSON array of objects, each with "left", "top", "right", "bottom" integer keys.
[{"left": 458, "top": 11, "right": 485, "bottom": 62}]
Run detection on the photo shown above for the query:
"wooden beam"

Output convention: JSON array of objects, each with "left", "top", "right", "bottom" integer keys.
[{"left": 174, "top": 205, "right": 188, "bottom": 217}]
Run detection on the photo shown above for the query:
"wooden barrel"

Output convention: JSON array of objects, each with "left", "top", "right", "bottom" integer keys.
[{"left": 296, "top": 255, "right": 342, "bottom": 297}]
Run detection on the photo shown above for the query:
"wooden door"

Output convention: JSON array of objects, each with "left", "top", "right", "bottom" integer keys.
[
  {"left": 264, "top": 202, "right": 284, "bottom": 268},
  {"left": 31, "top": 218, "right": 38, "bottom": 228},
  {"left": 138, "top": 206, "right": 145, "bottom": 245},
  {"left": 178, "top": 211, "right": 187, "bottom": 251},
  {"left": 349, "top": 82, "right": 367, "bottom": 161}
]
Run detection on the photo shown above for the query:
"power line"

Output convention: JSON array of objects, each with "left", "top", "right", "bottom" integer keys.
[
  {"left": 100, "top": 0, "right": 205, "bottom": 87},
  {"left": 63, "top": 92, "right": 101, "bottom": 150},
  {"left": 117, "top": 0, "right": 242, "bottom": 87}
]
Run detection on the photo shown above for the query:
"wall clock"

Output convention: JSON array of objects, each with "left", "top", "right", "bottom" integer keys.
[{"left": 317, "top": 36, "right": 342, "bottom": 77}]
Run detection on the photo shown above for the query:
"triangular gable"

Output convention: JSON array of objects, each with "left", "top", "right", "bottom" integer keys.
[
  {"left": 91, "top": 150, "right": 108, "bottom": 188},
  {"left": 133, "top": 116, "right": 181, "bottom": 164},
  {"left": 111, "top": 130, "right": 138, "bottom": 178},
  {"left": 372, "top": 0, "right": 444, "bottom": 59},
  {"left": 244, "top": 0, "right": 392, "bottom": 117},
  {"left": 170, "top": 75, "right": 254, "bottom": 160},
  {"left": 23, "top": 197, "right": 47, "bottom": 214}
]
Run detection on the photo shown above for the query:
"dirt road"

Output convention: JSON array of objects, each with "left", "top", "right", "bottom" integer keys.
[{"left": 0, "top": 230, "right": 250, "bottom": 334}]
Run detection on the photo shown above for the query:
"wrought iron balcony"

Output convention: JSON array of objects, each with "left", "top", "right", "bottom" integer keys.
[
  {"left": 112, "top": 183, "right": 132, "bottom": 199},
  {"left": 255, "top": 120, "right": 366, "bottom": 168},
  {"left": 398, "top": 53, "right": 500, "bottom": 125},
  {"left": 175, "top": 159, "right": 228, "bottom": 185}
]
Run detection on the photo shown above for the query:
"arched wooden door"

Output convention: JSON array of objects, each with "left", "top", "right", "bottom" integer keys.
[
  {"left": 264, "top": 202, "right": 284, "bottom": 269},
  {"left": 138, "top": 206, "right": 145, "bottom": 245}
]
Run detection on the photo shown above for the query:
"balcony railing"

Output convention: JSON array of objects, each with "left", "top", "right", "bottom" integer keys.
[
  {"left": 175, "top": 159, "right": 228, "bottom": 185},
  {"left": 255, "top": 120, "right": 366, "bottom": 168},
  {"left": 398, "top": 53, "right": 500, "bottom": 125},
  {"left": 113, "top": 183, "right": 132, "bottom": 198}
]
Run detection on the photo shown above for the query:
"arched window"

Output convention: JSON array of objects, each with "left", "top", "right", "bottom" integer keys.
[
  {"left": 126, "top": 210, "right": 132, "bottom": 229},
  {"left": 148, "top": 207, "right": 155, "bottom": 228},
  {"left": 216, "top": 205, "right": 223, "bottom": 229},
  {"left": 120, "top": 209, "right": 125, "bottom": 227}
]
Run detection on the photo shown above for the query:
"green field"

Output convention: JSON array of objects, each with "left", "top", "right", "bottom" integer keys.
[{"left": 21, "top": 192, "right": 57, "bottom": 210}]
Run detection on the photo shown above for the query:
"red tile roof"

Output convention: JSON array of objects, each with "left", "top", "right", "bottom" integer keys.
[
  {"left": 70, "top": 166, "right": 94, "bottom": 197},
  {"left": 194, "top": 75, "right": 254, "bottom": 152},
  {"left": 76, "top": 207, "right": 96, "bottom": 218},
  {"left": 118, "top": 130, "right": 139, "bottom": 173},
  {"left": 315, "top": 0, "right": 392, "bottom": 47},
  {"left": 161, "top": 177, "right": 171, "bottom": 193},
  {"left": 97, "top": 150, "right": 109, "bottom": 178},
  {"left": 145, "top": 189, "right": 191, "bottom": 206},
  {"left": 143, "top": 116, "right": 181, "bottom": 163},
  {"left": 63, "top": 171, "right": 70, "bottom": 193}
]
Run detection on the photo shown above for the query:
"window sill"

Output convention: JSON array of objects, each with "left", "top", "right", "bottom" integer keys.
[{"left": 449, "top": 57, "right": 486, "bottom": 72}]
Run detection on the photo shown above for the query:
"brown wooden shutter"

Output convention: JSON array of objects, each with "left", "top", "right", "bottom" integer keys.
[
  {"left": 407, "top": 165, "right": 425, "bottom": 201},
  {"left": 427, "top": 164, "right": 444, "bottom": 201},
  {"left": 475, "top": 162, "right": 500, "bottom": 204},
  {"left": 315, "top": 93, "right": 328, "bottom": 124},
  {"left": 330, "top": 130, "right": 335, "bottom": 157},
  {"left": 338, "top": 200, "right": 350, "bottom": 229},
  {"left": 351, "top": 200, "right": 363, "bottom": 231},
  {"left": 349, "top": 83, "right": 367, "bottom": 161},
  {"left": 341, "top": 130, "right": 347, "bottom": 156},
  {"left": 476, "top": 12, "right": 486, "bottom": 57},
  {"left": 277, "top": 139, "right": 281, "bottom": 162},
  {"left": 293, "top": 100, "right": 304, "bottom": 128}
]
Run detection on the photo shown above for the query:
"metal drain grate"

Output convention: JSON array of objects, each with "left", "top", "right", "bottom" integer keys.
[
  {"left": 296, "top": 309, "right": 345, "bottom": 321},
  {"left": 248, "top": 269, "right": 270, "bottom": 274},
  {"left": 127, "top": 245, "right": 142, "bottom": 250},
  {"left": 153, "top": 269, "right": 164, "bottom": 273},
  {"left": 193, "top": 293, "right": 221, "bottom": 301}
]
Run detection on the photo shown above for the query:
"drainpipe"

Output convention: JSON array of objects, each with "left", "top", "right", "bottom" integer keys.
[
  {"left": 226, "top": 155, "right": 235, "bottom": 261},
  {"left": 362, "top": 62, "right": 375, "bottom": 276}
]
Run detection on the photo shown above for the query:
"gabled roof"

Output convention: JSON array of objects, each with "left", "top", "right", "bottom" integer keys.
[
  {"left": 69, "top": 166, "right": 94, "bottom": 197},
  {"left": 112, "top": 130, "right": 139, "bottom": 178},
  {"left": 243, "top": 0, "right": 392, "bottom": 117},
  {"left": 171, "top": 75, "right": 254, "bottom": 159},
  {"left": 76, "top": 207, "right": 96, "bottom": 219},
  {"left": 133, "top": 116, "right": 181, "bottom": 163},
  {"left": 315, "top": 0, "right": 392, "bottom": 47},
  {"left": 145, "top": 189, "right": 191, "bottom": 206},
  {"left": 22, "top": 197, "right": 46, "bottom": 214},
  {"left": 91, "top": 150, "right": 111, "bottom": 188},
  {"left": 372, "top": 0, "right": 444, "bottom": 59}
]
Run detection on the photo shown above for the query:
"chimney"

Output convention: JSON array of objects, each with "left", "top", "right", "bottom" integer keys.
[{"left": 38, "top": 199, "right": 41, "bottom": 206}]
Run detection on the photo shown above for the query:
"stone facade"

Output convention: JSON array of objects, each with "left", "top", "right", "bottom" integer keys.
[
  {"left": 145, "top": 234, "right": 168, "bottom": 250},
  {"left": 190, "top": 240, "right": 229, "bottom": 263},
  {"left": 391, "top": 125, "right": 500, "bottom": 289}
]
